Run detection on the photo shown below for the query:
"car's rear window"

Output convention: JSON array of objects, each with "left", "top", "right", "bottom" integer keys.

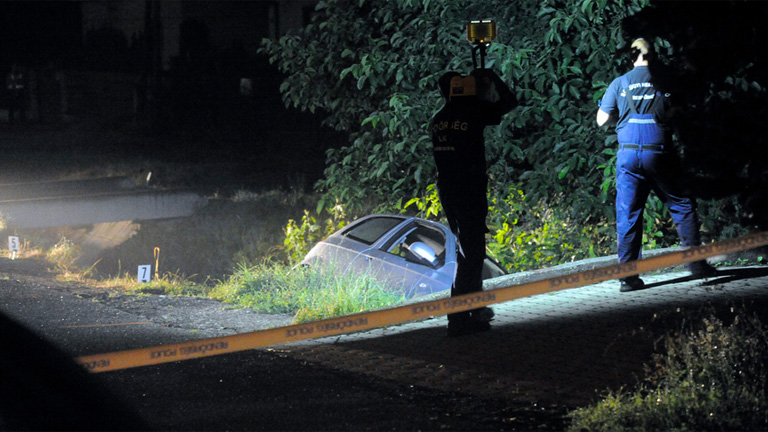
[{"left": 342, "top": 216, "right": 404, "bottom": 245}]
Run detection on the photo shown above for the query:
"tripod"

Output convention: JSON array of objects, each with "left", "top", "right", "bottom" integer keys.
[{"left": 471, "top": 42, "right": 490, "bottom": 70}]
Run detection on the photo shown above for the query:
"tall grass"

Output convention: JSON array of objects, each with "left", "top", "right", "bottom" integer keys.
[
  {"left": 209, "top": 261, "right": 406, "bottom": 323},
  {"left": 568, "top": 309, "right": 768, "bottom": 431}
]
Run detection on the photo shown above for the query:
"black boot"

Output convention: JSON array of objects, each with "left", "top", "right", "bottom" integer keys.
[
  {"left": 447, "top": 311, "right": 491, "bottom": 337},
  {"left": 619, "top": 276, "right": 645, "bottom": 292},
  {"left": 688, "top": 260, "right": 717, "bottom": 278}
]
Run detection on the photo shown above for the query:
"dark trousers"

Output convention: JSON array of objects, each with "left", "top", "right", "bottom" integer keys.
[
  {"left": 616, "top": 148, "right": 701, "bottom": 264},
  {"left": 438, "top": 178, "right": 488, "bottom": 321}
]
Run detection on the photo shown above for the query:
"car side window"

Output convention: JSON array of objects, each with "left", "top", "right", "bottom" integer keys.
[
  {"left": 385, "top": 223, "right": 446, "bottom": 267},
  {"left": 342, "top": 216, "right": 404, "bottom": 245}
]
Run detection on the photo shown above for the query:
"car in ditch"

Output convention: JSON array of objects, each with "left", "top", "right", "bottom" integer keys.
[{"left": 299, "top": 214, "right": 507, "bottom": 299}]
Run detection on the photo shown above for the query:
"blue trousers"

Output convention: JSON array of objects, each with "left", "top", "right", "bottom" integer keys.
[{"left": 616, "top": 148, "right": 701, "bottom": 263}]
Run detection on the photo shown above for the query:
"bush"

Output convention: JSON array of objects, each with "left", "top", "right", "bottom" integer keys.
[
  {"left": 402, "top": 183, "right": 614, "bottom": 272},
  {"left": 262, "top": 0, "right": 645, "bottom": 232},
  {"left": 568, "top": 310, "right": 768, "bottom": 431},
  {"left": 486, "top": 185, "right": 614, "bottom": 272},
  {"left": 283, "top": 202, "right": 348, "bottom": 264},
  {"left": 265, "top": 0, "right": 768, "bottom": 263}
]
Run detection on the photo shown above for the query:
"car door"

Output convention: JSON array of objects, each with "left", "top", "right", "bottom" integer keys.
[{"left": 349, "top": 220, "right": 454, "bottom": 297}]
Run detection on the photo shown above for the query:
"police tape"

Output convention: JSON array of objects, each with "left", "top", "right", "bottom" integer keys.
[{"left": 76, "top": 231, "right": 768, "bottom": 373}]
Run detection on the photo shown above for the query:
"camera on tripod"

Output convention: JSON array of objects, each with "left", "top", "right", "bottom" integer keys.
[
  {"left": 467, "top": 19, "right": 496, "bottom": 45},
  {"left": 467, "top": 19, "right": 496, "bottom": 69},
  {"left": 448, "top": 19, "right": 498, "bottom": 101}
]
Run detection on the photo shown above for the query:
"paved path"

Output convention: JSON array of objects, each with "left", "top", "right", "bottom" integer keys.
[
  {"left": 280, "top": 267, "right": 768, "bottom": 408},
  {"left": 2, "top": 255, "right": 768, "bottom": 429},
  {"left": 3, "top": 254, "right": 768, "bottom": 412}
]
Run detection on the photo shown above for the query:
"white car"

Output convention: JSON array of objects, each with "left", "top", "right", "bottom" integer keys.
[{"left": 300, "top": 214, "right": 507, "bottom": 298}]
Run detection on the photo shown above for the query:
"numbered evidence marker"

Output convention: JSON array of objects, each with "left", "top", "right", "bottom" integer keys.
[
  {"left": 8, "top": 236, "right": 19, "bottom": 259},
  {"left": 138, "top": 265, "right": 152, "bottom": 283}
]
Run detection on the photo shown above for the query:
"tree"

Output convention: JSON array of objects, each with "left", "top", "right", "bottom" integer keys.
[
  {"left": 262, "top": 0, "right": 768, "bottom": 266},
  {"left": 263, "top": 0, "right": 639, "bottom": 207}
]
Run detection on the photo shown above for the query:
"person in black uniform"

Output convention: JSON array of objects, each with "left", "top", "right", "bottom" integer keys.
[
  {"left": 430, "top": 69, "right": 516, "bottom": 336},
  {"left": 596, "top": 38, "right": 715, "bottom": 292}
]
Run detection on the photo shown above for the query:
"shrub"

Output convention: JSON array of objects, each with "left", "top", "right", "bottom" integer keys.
[
  {"left": 265, "top": 0, "right": 768, "bottom": 263},
  {"left": 486, "top": 185, "right": 614, "bottom": 272},
  {"left": 262, "top": 0, "right": 646, "bottom": 236},
  {"left": 568, "top": 310, "right": 768, "bottom": 431},
  {"left": 283, "top": 202, "right": 348, "bottom": 264}
]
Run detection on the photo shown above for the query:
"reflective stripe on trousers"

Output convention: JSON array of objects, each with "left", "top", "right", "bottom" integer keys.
[{"left": 617, "top": 113, "right": 665, "bottom": 145}]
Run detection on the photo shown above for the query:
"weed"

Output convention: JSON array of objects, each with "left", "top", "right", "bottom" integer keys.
[
  {"left": 568, "top": 309, "right": 768, "bottom": 431},
  {"left": 46, "top": 237, "right": 81, "bottom": 273},
  {"left": 402, "top": 183, "right": 442, "bottom": 219},
  {"left": 88, "top": 190, "right": 318, "bottom": 282},
  {"left": 283, "top": 203, "right": 347, "bottom": 264},
  {"left": 135, "top": 273, "right": 209, "bottom": 297},
  {"left": 210, "top": 261, "right": 405, "bottom": 323},
  {"left": 485, "top": 186, "right": 613, "bottom": 272},
  {"left": 95, "top": 272, "right": 209, "bottom": 297}
]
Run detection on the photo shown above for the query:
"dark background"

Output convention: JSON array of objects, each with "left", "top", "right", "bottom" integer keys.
[
  {"left": 0, "top": 2, "right": 82, "bottom": 70},
  {"left": 0, "top": 1, "right": 339, "bottom": 192},
  {"left": 0, "top": 1, "right": 766, "bottom": 225}
]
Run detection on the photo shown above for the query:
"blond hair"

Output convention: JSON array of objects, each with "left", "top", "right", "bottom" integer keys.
[{"left": 631, "top": 38, "right": 652, "bottom": 56}]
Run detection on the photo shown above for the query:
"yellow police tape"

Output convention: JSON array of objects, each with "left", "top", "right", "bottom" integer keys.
[{"left": 76, "top": 231, "right": 768, "bottom": 373}]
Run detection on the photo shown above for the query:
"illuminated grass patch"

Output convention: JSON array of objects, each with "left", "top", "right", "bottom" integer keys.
[{"left": 209, "top": 261, "right": 406, "bottom": 323}]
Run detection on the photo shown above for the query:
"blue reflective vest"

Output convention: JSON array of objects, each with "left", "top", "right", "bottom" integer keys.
[{"left": 616, "top": 76, "right": 667, "bottom": 145}]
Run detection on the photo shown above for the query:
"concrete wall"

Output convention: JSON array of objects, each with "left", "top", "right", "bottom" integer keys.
[{"left": 0, "top": 190, "right": 208, "bottom": 229}]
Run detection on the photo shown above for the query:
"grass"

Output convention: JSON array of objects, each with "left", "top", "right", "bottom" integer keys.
[
  {"left": 1, "top": 222, "right": 406, "bottom": 324},
  {"left": 98, "top": 272, "right": 211, "bottom": 297},
  {"left": 5, "top": 184, "right": 768, "bottom": 430},
  {"left": 567, "top": 308, "right": 768, "bottom": 431},
  {"left": 3, "top": 188, "right": 318, "bottom": 283},
  {"left": 2, "top": 120, "right": 767, "bottom": 428},
  {"left": 209, "top": 261, "right": 407, "bottom": 323}
]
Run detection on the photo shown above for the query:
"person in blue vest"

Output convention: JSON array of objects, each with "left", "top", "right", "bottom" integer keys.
[
  {"left": 430, "top": 69, "right": 516, "bottom": 335},
  {"left": 597, "top": 38, "right": 716, "bottom": 292}
]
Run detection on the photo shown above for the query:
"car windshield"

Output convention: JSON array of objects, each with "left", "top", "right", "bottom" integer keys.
[{"left": 342, "top": 216, "right": 404, "bottom": 245}]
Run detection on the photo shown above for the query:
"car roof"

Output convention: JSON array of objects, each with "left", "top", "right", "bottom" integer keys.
[
  {"left": 342, "top": 214, "right": 449, "bottom": 232},
  {"left": 333, "top": 214, "right": 451, "bottom": 245}
]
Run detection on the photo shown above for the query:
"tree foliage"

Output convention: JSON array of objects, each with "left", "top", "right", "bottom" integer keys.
[
  {"left": 263, "top": 0, "right": 639, "bottom": 209},
  {"left": 262, "top": 0, "right": 768, "bottom": 262}
]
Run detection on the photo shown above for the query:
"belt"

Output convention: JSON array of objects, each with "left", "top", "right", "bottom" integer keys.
[{"left": 619, "top": 144, "right": 665, "bottom": 151}]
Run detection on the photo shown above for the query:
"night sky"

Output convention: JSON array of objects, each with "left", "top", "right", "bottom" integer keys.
[{"left": 0, "top": 2, "right": 83, "bottom": 71}]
